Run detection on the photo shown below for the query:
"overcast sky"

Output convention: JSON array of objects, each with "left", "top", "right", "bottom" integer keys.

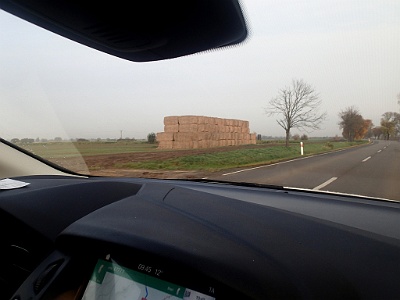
[{"left": 1, "top": 1, "right": 400, "bottom": 140}]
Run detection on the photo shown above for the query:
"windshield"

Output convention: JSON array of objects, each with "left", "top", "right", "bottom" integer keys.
[{"left": 1, "top": 1, "right": 399, "bottom": 201}]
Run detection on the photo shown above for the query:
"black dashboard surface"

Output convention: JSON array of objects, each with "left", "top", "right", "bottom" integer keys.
[{"left": 1, "top": 175, "right": 400, "bottom": 299}]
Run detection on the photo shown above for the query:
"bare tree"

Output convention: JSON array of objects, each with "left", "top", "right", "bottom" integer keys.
[{"left": 265, "top": 79, "right": 326, "bottom": 147}]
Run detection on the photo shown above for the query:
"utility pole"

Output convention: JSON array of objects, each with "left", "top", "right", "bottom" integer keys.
[{"left": 120, "top": 130, "right": 123, "bottom": 140}]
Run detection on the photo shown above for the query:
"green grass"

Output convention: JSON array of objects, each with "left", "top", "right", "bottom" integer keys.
[{"left": 118, "top": 141, "right": 368, "bottom": 172}]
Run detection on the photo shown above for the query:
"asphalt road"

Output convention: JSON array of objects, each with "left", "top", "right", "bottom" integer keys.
[{"left": 209, "top": 141, "right": 400, "bottom": 201}]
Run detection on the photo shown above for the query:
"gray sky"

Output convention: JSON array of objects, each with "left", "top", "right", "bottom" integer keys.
[{"left": 1, "top": 0, "right": 400, "bottom": 140}]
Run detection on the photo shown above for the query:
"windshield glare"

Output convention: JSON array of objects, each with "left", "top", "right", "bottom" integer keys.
[{"left": 1, "top": 1, "right": 400, "bottom": 201}]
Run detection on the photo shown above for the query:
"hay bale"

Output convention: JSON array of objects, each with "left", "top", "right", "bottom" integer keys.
[
  {"left": 157, "top": 132, "right": 174, "bottom": 141},
  {"left": 178, "top": 115, "right": 198, "bottom": 125},
  {"left": 175, "top": 132, "right": 199, "bottom": 141},
  {"left": 164, "top": 116, "right": 179, "bottom": 125},
  {"left": 159, "top": 115, "right": 256, "bottom": 149},
  {"left": 158, "top": 141, "right": 174, "bottom": 149},
  {"left": 164, "top": 124, "right": 179, "bottom": 132}
]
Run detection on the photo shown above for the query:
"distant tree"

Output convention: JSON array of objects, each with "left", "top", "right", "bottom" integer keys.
[
  {"left": 380, "top": 112, "right": 400, "bottom": 140},
  {"left": 292, "top": 134, "right": 300, "bottom": 141},
  {"left": 21, "top": 138, "right": 34, "bottom": 144},
  {"left": 362, "top": 119, "right": 374, "bottom": 139},
  {"left": 265, "top": 79, "right": 326, "bottom": 147},
  {"left": 300, "top": 134, "right": 308, "bottom": 141},
  {"left": 11, "top": 138, "right": 20, "bottom": 144},
  {"left": 355, "top": 119, "right": 373, "bottom": 140},
  {"left": 54, "top": 137, "right": 62, "bottom": 142},
  {"left": 371, "top": 126, "right": 383, "bottom": 140},
  {"left": 338, "top": 106, "right": 365, "bottom": 142},
  {"left": 147, "top": 132, "right": 156, "bottom": 144}
]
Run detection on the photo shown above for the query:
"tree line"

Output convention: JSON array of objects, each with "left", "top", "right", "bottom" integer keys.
[
  {"left": 265, "top": 78, "right": 399, "bottom": 145},
  {"left": 339, "top": 107, "right": 400, "bottom": 141}
]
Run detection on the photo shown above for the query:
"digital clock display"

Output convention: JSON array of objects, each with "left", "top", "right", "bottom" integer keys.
[
  {"left": 80, "top": 258, "right": 215, "bottom": 300},
  {"left": 137, "top": 263, "right": 163, "bottom": 277}
]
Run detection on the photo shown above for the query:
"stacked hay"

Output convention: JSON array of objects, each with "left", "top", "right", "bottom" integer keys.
[{"left": 157, "top": 116, "right": 256, "bottom": 149}]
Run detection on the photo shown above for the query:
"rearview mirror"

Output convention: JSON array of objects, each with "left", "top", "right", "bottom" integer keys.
[{"left": 0, "top": 0, "right": 248, "bottom": 62}]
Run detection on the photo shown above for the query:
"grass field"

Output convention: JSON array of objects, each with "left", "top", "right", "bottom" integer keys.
[
  {"left": 17, "top": 140, "right": 368, "bottom": 173},
  {"left": 19, "top": 141, "right": 158, "bottom": 158},
  {"left": 117, "top": 141, "right": 368, "bottom": 171}
]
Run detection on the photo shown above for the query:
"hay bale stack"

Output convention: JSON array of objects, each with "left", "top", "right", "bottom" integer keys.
[{"left": 157, "top": 115, "right": 256, "bottom": 149}]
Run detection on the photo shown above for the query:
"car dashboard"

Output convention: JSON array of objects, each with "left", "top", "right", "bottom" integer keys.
[{"left": 1, "top": 175, "right": 400, "bottom": 299}]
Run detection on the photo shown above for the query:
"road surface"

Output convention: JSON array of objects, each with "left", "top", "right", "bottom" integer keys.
[{"left": 209, "top": 141, "right": 400, "bottom": 201}]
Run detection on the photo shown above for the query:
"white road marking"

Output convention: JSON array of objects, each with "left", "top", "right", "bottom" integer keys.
[
  {"left": 222, "top": 165, "right": 266, "bottom": 176},
  {"left": 221, "top": 154, "right": 327, "bottom": 176},
  {"left": 221, "top": 144, "right": 368, "bottom": 177},
  {"left": 313, "top": 177, "right": 338, "bottom": 190},
  {"left": 362, "top": 156, "right": 371, "bottom": 162},
  {"left": 377, "top": 150, "right": 381, "bottom": 153}
]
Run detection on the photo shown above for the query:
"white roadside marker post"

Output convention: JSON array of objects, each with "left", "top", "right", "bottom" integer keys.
[{"left": 300, "top": 142, "right": 304, "bottom": 155}]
